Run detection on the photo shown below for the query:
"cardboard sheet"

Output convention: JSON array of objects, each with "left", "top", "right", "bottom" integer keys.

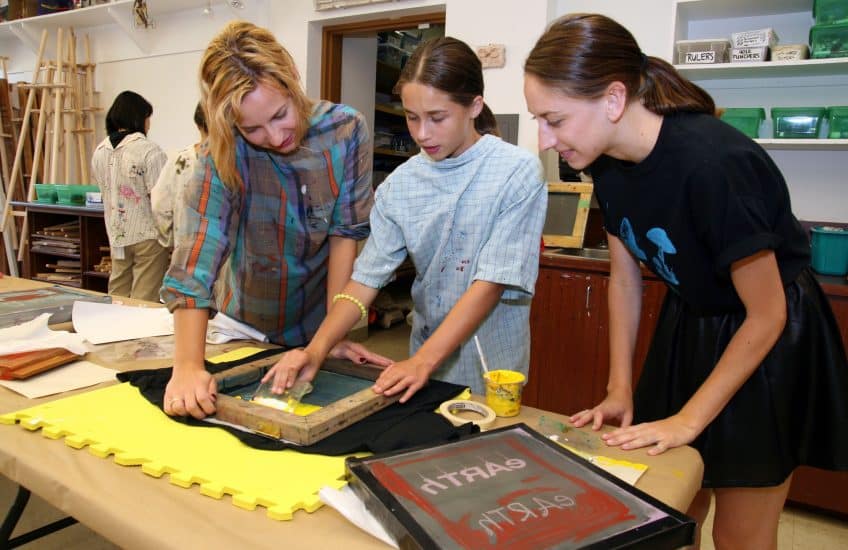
[
  {"left": 0, "top": 382, "right": 354, "bottom": 520},
  {"left": 0, "top": 360, "right": 117, "bottom": 398}
]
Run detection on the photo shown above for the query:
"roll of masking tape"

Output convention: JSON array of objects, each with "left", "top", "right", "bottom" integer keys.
[{"left": 438, "top": 399, "right": 496, "bottom": 430}]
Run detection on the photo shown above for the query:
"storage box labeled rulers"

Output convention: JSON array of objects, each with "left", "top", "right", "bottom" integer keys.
[
  {"left": 347, "top": 424, "right": 695, "bottom": 549},
  {"left": 0, "top": 286, "right": 112, "bottom": 329}
]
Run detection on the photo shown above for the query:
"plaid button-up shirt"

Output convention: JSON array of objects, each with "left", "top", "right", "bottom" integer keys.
[{"left": 162, "top": 101, "right": 373, "bottom": 345}]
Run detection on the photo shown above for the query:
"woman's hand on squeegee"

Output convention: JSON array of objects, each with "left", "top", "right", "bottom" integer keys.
[{"left": 263, "top": 348, "right": 322, "bottom": 394}]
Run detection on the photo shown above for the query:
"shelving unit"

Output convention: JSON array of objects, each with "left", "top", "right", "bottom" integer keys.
[
  {"left": 372, "top": 32, "right": 421, "bottom": 188},
  {"left": 12, "top": 201, "right": 109, "bottom": 293},
  {"left": 671, "top": 0, "right": 848, "bottom": 516},
  {"left": 671, "top": 0, "right": 847, "bottom": 223},
  {"left": 0, "top": 0, "right": 248, "bottom": 53}
]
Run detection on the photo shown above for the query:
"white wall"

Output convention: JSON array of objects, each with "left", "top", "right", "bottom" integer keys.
[{"left": 444, "top": 0, "right": 557, "bottom": 156}]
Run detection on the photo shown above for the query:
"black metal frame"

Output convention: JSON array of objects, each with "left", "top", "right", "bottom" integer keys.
[{"left": 1, "top": 485, "right": 78, "bottom": 548}]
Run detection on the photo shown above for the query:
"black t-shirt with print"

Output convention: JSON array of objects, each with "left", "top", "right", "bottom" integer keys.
[{"left": 591, "top": 111, "right": 810, "bottom": 314}]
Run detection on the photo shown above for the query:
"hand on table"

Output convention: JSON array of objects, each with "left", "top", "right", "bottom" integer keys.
[
  {"left": 600, "top": 414, "right": 701, "bottom": 456},
  {"left": 569, "top": 388, "right": 633, "bottom": 431},
  {"left": 164, "top": 368, "right": 217, "bottom": 419}
]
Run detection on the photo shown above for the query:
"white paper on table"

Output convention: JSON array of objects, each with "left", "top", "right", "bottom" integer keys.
[
  {"left": 319, "top": 485, "right": 398, "bottom": 548},
  {"left": 0, "top": 360, "right": 117, "bottom": 399},
  {"left": 0, "top": 313, "right": 89, "bottom": 355},
  {"left": 184, "top": 312, "right": 268, "bottom": 344},
  {"left": 72, "top": 301, "right": 174, "bottom": 344}
]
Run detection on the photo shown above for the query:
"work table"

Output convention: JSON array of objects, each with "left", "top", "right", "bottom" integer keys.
[{"left": 0, "top": 276, "right": 703, "bottom": 549}]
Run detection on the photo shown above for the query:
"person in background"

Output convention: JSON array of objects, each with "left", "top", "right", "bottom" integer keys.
[
  {"left": 151, "top": 102, "right": 208, "bottom": 250},
  {"left": 264, "top": 37, "right": 546, "bottom": 403},
  {"left": 524, "top": 13, "right": 847, "bottom": 549},
  {"left": 161, "top": 21, "right": 390, "bottom": 419},
  {"left": 91, "top": 90, "right": 168, "bottom": 302}
]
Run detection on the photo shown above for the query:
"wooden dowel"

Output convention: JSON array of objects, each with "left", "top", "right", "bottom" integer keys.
[{"left": 1, "top": 29, "right": 48, "bottom": 230}]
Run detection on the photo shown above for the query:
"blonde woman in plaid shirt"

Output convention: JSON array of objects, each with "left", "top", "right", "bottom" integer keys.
[{"left": 161, "top": 22, "right": 391, "bottom": 419}]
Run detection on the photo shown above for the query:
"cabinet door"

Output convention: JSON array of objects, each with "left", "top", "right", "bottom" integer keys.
[
  {"left": 594, "top": 277, "right": 667, "bottom": 404},
  {"left": 527, "top": 267, "right": 606, "bottom": 415},
  {"left": 787, "top": 292, "right": 848, "bottom": 515}
]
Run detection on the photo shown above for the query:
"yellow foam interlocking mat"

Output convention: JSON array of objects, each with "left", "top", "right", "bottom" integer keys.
[{"left": 0, "top": 381, "right": 351, "bottom": 521}]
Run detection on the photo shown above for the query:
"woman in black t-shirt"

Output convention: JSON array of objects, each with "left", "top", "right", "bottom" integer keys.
[{"left": 524, "top": 13, "right": 848, "bottom": 549}]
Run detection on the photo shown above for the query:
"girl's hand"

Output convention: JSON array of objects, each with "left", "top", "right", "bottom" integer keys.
[
  {"left": 262, "top": 348, "right": 321, "bottom": 393},
  {"left": 164, "top": 367, "right": 217, "bottom": 419},
  {"left": 601, "top": 414, "right": 701, "bottom": 455},
  {"left": 372, "top": 357, "right": 431, "bottom": 403},
  {"left": 329, "top": 340, "right": 394, "bottom": 368},
  {"left": 569, "top": 387, "right": 633, "bottom": 430}
]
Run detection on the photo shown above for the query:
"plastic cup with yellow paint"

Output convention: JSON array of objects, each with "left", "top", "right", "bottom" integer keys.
[{"left": 483, "top": 370, "right": 525, "bottom": 417}]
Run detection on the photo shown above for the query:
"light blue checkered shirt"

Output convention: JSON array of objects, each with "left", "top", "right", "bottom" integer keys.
[{"left": 353, "top": 134, "right": 547, "bottom": 394}]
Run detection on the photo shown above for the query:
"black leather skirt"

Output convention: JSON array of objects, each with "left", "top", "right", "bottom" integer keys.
[{"left": 634, "top": 268, "right": 848, "bottom": 488}]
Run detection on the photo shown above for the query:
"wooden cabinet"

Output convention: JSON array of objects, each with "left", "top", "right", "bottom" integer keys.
[
  {"left": 524, "top": 252, "right": 666, "bottom": 415},
  {"left": 788, "top": 277, "right": 848, "bottom": 516},
  {"left": 16, "top": 202, "right": 109, "bottom": 293}
]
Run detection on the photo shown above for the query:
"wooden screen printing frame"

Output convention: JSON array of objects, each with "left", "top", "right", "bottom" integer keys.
[
  {"left": 346, "top": 423, "right": 695, "bottom": 550},
  {"left": 213, "top": 354, "right": 400, "bottom": 446},
  {"left": 542, "top": 182, "right": 593, "bottom": 248}
]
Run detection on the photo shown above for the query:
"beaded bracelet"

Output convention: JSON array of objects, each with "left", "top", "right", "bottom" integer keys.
[{"left": 332, "top": 293, "right": 368, "bottom": 322}]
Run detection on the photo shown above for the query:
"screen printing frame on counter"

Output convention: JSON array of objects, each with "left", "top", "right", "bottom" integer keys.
[
  {"left": 347, "top": 423, "right": 695, "bottom": 549},
  {"left": 542, "top": 182, "right": 593, "bottom": 248},
  {"left": 213, "top": 355, "right": 400, "bottom": 445}
]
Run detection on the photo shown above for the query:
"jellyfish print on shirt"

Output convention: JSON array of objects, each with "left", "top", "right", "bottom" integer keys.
[
  {"left": 619, "top": 218, "right": 679, "bottom": 286},
  {"left": 646, "top": 227, "right": 679, "bottom": 286}
]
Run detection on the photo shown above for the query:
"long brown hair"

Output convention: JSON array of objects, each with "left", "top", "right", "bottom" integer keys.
[
  {"left": 200, "top": 21, "right": 314, "bottom": 191},
  {"left": 525, "top": 13, "right": 714, "bottom": 115},
  {"left": 394, "top": 36, "right": 500, "bottom": 136}
]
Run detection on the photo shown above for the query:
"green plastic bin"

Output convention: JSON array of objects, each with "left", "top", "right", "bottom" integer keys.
[
  {"left": 771, "top": 107, "right": 828, "bottom": 138},
  {"left": 810, "top": 22, "right": 848, "bottom": 58},
  {"left": 720, "top": 108, "right": 765, "bottom": 138},
  {"left": 34, "top": 183, "right": 58, "bottom": 204},
  {"left": 811, "top": 226, "right": 848, "bottom": 276},
  {"left": 814, "top": 0, "right": 848, "bottom": 25},
  {"left": 827, "top": 106, "right": 848, "bottom": 138},
  {"left": 56, "top": 184, "right": 100, "bottom": 206}
]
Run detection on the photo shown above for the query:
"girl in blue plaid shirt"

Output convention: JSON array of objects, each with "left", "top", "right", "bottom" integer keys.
[{"left": 264, "top": 37, "right": 547, "bottom": 401}]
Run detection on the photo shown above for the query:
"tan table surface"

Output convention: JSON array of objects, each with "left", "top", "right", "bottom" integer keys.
[{"left": 0, "top": 276, "right": 703, "bottom": 549}]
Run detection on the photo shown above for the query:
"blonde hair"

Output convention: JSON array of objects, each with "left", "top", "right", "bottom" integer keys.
[{"left": 200, "top": 21, "right": 315, "bottom": 191}]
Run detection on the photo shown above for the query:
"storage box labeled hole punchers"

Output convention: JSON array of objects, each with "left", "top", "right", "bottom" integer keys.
[{"left": 347, "top": 424, "right": 695, "bottom": 549}]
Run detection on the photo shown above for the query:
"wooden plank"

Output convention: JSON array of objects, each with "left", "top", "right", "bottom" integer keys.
[
  {"left": 0, "top": 347, "right": 80, "bottom": 380},
  {"left": 213, "top": 355, "right": 399, "bottom": 445}
]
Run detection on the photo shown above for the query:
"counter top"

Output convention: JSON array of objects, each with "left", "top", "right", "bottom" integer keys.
[{"left": 541, "top": 248, "right": 848, "bottom": 296}]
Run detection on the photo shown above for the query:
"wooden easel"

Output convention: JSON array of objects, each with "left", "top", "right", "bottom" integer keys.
[
  {"left": 0, "top": 32, "right": 49, "bottom": 275},
  {"left": 0, "top": 56, "right": 18, "bottom": 274},
  {"left": 0, "top": 28, "right": 99, "bottom": 267}
]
